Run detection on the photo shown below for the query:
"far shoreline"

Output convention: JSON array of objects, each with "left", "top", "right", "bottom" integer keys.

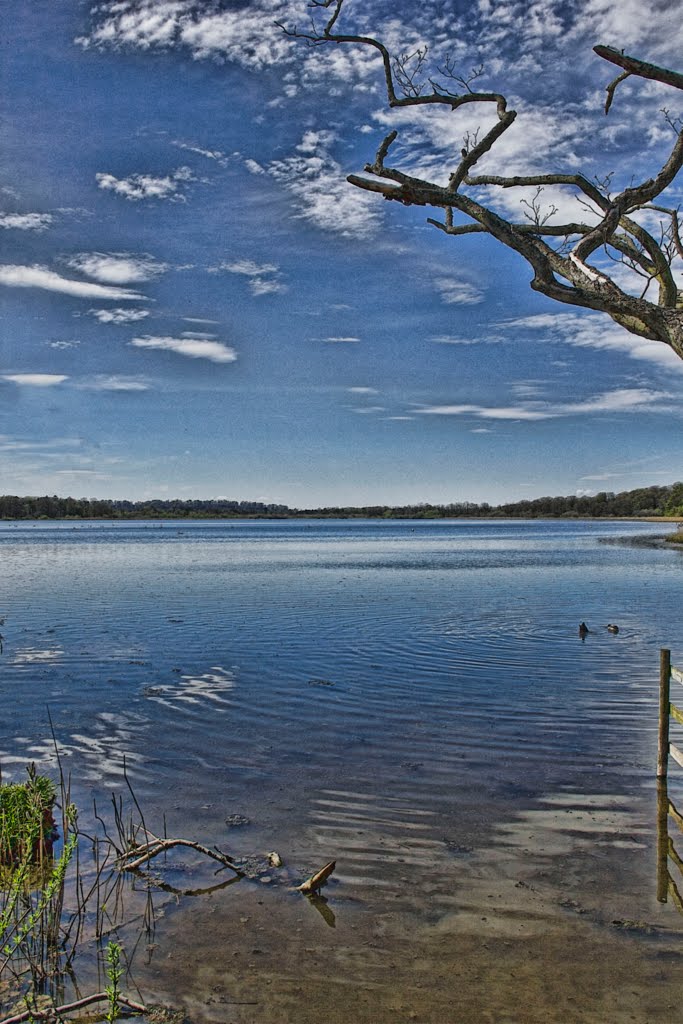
[{"left": 1, "top": 513, "right": 681, "bottom": 525}]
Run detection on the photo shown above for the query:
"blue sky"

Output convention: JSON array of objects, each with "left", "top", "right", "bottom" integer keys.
[{"left": 1, "top": 0, "right": 683, "bottom": 507}]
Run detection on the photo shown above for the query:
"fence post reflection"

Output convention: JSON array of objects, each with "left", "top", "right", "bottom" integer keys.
[{"left": 656, "top": 649, "right": 683, "bottom": 914}]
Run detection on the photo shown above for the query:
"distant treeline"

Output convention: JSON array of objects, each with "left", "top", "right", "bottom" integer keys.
[{"left": 2, "top": 483, "right": 683, "bottom": 521}]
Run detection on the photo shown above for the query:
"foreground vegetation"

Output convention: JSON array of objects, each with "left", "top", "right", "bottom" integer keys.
[
  {"left": 2, "top": 482, "right": 683, "bottom": 522},
  {"left": 1, "top": 758, "right": 334, "bottom": 1022},
  {"left": 0, "top": 763, "right": 148, "bottom": 1022}
]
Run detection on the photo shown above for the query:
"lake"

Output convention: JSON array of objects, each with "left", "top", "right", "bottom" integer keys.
[{"left": 1, "top": 518, "right": 682, "bottom": 1022}]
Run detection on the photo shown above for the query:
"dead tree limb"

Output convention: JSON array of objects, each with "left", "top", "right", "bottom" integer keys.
[
  {"left": 0, "top": 993, "right": 147, "bottom": 1024},
  {"left": 282, "top": 0, "right": 683, "bottom": 360},
  {"left": 117, "top": 830, "right": 241, "bottom": 875}
]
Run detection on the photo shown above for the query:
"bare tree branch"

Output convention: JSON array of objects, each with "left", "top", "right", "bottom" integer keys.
[
  {"left": 594, "top": 46, "right": 683, "bottom": 94},
  {"left": 604, "top": 71, "right": 631, "bottom": 114},
  {"left": 281, "top": 2, "right": 683, "bottom": 359}
]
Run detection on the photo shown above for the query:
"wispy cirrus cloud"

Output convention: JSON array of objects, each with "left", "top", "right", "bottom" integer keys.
[
  {"left": 348, "top": 386, "right": 379, "bottom": 394},
  {"left": 89, "top": 307, "right": 151, "bottom": 324},
  {"left": 68, "top": 252, "right": 168, "bottom": 284},
  {"left": 416, "top": 387, "right": 671, "bottom": 421},
  {"left": 2, "top": 374, "right": 69, "bottom": 387},
  {"left": 435, "top": 278, "right": 485, "bottom": 306},
  {"left": 432, "top": 333, "right": 502, "bottom": 345},
  {"left": 76, "top": 375, "right": 151, "bottom": 391},
  {"left": 172, "top": 140, "right": 229, "bottom": 166},
  {"left": 501, "top": 311, "right": 683, "bottom": 370},
  {"left": 0, "top": 212, "right": 53, "bottom": 231},
  {"left": 211, "top": 259, "right": 286, "bottom": 296},
  {"left": 0, "top": 265, "right": 144, "bottom": 300},
  {"left": 0, "top": 434, "right": 82, "bottom": 454},
  {"left": 130, "top": 335, "right": 237, "bottom": 363},
  {"left": 324, "top": 336, "right": 360, "bottom": 343},
  {"left": 96, "top": 167, "right": 195, "bottom": 202},
  {"left": 266, "top": 131, "right": 382, "bottom": 238}
]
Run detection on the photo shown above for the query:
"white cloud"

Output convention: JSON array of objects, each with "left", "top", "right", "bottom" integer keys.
[
  {"left": 267, "top": 132, "right": 382, "bottom": 238},
  {"left": 501, "top": 311, "right": 683, "bottom": 370},
  {"left": 48, "top": 340, "right": 80, "bottom": 350},
  {"left": 173, "top": 140, "right": 229, "bottom": 166},
  {"left": 416, "top": 387, "right": 671, "bottom": 421},
  {"left": 212, "top": 259, "right": 286, "bottom": 296},
  {"left": 96, "top": 167, "right": 195, "bottom": 202},
  {"left": 324, "top": 336, "right": 360, "bottom": 343},
  {"left": 69, "top": 253, "right": 167, "bottom": 284},
  {"left": 78, "top": 0, "right": 293, "bottom": 67},
  {"left": 568, "top": 0, "right": 683, "bottom": 62},
  {"left": 89, "top": 307, "right": 151, "bottom": 324},
  {"left": 432, "top": 334, "right": 500, "bottom": 345},
  {"left": 2, "top": 374, "right": 69, "bottom": 387},
  {"left": 243, "top": 158, "right": 266, "bottom": 175},
  {"left": 417, "top": 401, "right": 548, "bottom": 421},
  {"left": 77, "top": 375, "right": 151, "bottom": 391},
  {"left": 579, "top": 473, "right": 621, "bottom": 483},
  {"left": 130, "top": 334, "right": 237, "bottom": 363},
  {"left": 0, "top": 435, "right": 82, "bottom": 452},
  {"left": 350, "top": 405, "right": 385, "bottom": 414},
  {"left": 0, "top": 212, "right": 53, "bottom": 231},
  {"left": 348, "top": 386, "right": 379, "bottom": 394},
  {"left": 0, "top": 265, "right": 144, "bottom": 300},
  {"left": 512, "top": 382, "right": 546, "bottom": 398},
  {"left": 435, "top": 278, "right": 485, "bottom": 306},
  {"left": 78, "top": 0, "right": 389, "bottom": 96}
]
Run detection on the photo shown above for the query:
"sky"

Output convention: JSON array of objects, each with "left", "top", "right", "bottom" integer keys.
[{"left": 1, "top": 0, "right": 683, "bottom": 508}]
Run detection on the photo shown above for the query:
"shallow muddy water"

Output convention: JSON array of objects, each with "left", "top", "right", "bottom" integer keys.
[{"left": 1, "top": 519, "right": 682, "bottom": 1022}]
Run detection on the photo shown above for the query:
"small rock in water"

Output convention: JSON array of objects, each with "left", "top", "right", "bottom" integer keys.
[{"left": 225, "top": 814, "right": 251, "bottom": 827}]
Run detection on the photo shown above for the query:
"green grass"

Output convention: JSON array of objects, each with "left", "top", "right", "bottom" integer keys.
[{"left": 0, "top": 765, "right": 57, "bottom": 870}]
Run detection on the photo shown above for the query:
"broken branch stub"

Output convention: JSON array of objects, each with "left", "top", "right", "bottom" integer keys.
[{"left": 296, "top": 860, "right": 336, "bottom": 894}]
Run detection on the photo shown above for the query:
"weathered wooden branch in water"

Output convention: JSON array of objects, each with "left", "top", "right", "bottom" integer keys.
[
  {"left": 0, "top": 992, "right": 147, "bottom": 1024},
  {"left": 117, "top": 830, "right": 241, "bottom": 875}
]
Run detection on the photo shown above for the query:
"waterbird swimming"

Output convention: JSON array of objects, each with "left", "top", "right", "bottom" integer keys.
[
  {"left": 606, "top": 624, "right": 620, "bottom": 634},
  {"left": 579, "top": 622, "right": 589, "bottom": 637}
]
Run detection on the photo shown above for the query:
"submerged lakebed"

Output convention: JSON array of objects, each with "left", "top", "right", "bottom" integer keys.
[{"left": 1, "top": 518, "right": 682, "bottom": 1022}]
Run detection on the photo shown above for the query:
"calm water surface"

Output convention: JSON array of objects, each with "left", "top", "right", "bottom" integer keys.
[{"left": 1, "top": 519, "right": 682, "bottom": 1022}]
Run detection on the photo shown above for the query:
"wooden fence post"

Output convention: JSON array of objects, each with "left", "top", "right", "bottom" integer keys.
[
  {"left": 656, "top": 778, "right": 670, "bottom": 903},
  {"left": 658, "top": 648, "right": 671, "bottom": 780}
]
